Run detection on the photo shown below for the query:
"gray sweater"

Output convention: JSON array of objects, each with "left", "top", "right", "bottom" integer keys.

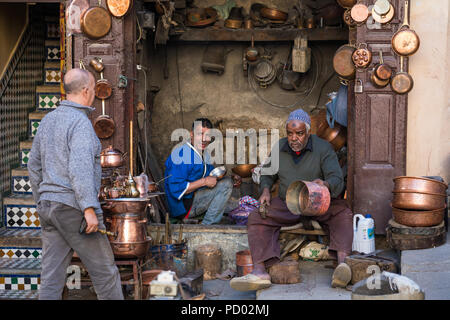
[{"left": 28, "top": 100, "right": 102, "bottom": 214}]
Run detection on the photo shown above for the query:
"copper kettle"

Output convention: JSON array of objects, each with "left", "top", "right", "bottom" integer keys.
[{"left": 100, "top": 145, "right": 125, "bottom": 168}]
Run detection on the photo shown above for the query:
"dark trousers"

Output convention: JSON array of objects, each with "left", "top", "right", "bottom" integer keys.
[
  {"left": 247, "top": 197, "right": 353, "bottom": 268},
  {"left": 38, "top": 200, "right": 124, "bottom": 300}
]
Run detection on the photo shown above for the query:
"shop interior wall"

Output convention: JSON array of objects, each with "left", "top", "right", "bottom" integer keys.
[
  {"left": 140, "top": 40, "right": 344, "bottom": 170},
  {"left": 408, "top": 0, "right": 450, "bottom": 185},
  {"left": 0, "top": 4, "right": 28, "bottom": 78}
]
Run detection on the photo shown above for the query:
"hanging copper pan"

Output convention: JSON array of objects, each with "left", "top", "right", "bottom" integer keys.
[
  {"left": 351, "top": 2, "right": 370, "bottom": 23},
  {"left": 343, "top": 9, "right": 357, "bottom": 28},
  {"left": 92, "top": 58, "right": 113, "bottom": 100},
  {"left": 352, "top": 43, "right": 372, "bottom": 68},
  {"left": 106, "top": 0, "right": 132, "bottom": 18},
  {"left": 370, "top": 69, "right": 390, "bottom": 88},
  {"left": 333, "top": 44, "right": 356, "bottom": 80},
  {"left": 391, "top": 56, "right": 413, "bottom": 94},
  {"left": 94, "top": 99, "right": 115, "bottom": 139},
  {"left": 391, "top": 0, "right": 420, "bottom": 56},
  {"left": 372, "top": 3, "right": 395, "bottom": 24},
  {"left": 81, "top": 0, "right": 112, "bottom": 40},
  {"left": 373, "top": 51, "right": 392, "bottom": 80}
]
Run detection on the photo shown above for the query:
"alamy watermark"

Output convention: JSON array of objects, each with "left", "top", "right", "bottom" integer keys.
[{"left": 170, "top": 122, "right": 280, "bottom": 175}]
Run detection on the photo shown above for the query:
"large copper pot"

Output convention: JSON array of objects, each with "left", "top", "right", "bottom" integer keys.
[
  {"left": 286, "top": 180, "right": 330, "bottom": 216},
  {"left": 109, "top": 238, "right": 152, "bottom": 259},
  {"left": 393, "top": 176, "right": 448, "bottom": 195},
  {"left": 391, "top": 191, "right": 447, "bottom": 211},
  {"left": 107, "top": 213, "right": 148, "bottom": 243},
  {"left": 391, "top": 205, "right": 445, "bottom": 227},
  {"left": 317, "top": 119, "right": 347, "bottom": 151},
  {"left": 102, "top": 198, "right": 150, "bottom": 216}
]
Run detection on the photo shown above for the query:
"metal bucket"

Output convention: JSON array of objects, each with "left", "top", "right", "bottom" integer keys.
[
  {"left": 236, "top": 250, "right": 254, "bottom": 277},
  {"left": 148, "top": 241, "right": 188, "bottom": 277}
]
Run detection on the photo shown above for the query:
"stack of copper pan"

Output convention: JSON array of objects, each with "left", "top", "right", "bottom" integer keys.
[{"left": 391, "top": 177, "right": 448, "bottom": 227}]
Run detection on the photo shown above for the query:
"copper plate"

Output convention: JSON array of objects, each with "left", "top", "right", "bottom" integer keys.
[
  {"left": 106, "top": 0, "right": 132, "bottom": 18},
  {"left": 372, "top": 4, "right": 395, "bottom": 24},
  {"left": 81, "top": 6, "right": 112, "bottom": 39},
  {"left": 351, "top": 4, "right": 369, "bottom": 23}
]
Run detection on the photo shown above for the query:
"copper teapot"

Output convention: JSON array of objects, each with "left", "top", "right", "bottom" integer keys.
[{"left": 100, "top": 145, "right": 125, "bottom": 168}]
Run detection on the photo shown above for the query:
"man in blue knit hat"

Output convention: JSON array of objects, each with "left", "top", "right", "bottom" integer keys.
[{"left": 230, "top": 108, "right": 354, "bottom": 291}]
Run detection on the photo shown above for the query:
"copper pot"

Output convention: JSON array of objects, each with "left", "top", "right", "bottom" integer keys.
[
  {"left": 333, "top": 44, "right": 356, "bottom": 80},
  {"left": 109, "top": 238, "right": 152, "bottom": 258},
  {"left": 317, "top": 120, "right": 347, "bottom": 151},
  {"left": 391, "top": 191, "right": 447, "bottom": 211},
  {"left": 103, "top": 198, "right": 150, "bottom": 216},
  {"left": 286, "top": 180, "right": 331, "bottom": 216},
  {"left": 236, "top": 250, "right": 253, "bottom": 277},
  {"left": 107, "top": 213, "right": 148, "bottom": 243},
  {"left": 224, "top": 19, "right": 242, "bottom": 29},
  {"left": 260, "top": 7, "right": 288, "bottom": 21},
  {"left": 393, "top": 176, "right": 448, "bottom": 195},
  {"left": 391, "top": 205, "right": 445, "bottom": 227},
  {"left": 370, "top": 70, "right": 390, "bottom": 88},
  {"left": 231, "top": 164, "right": 257, "bottom": 178},
  {"left": 100, "top": 145, "right": 124, "bottom": 168},
  {"left": 373, "top": 51, "right": 392, "bottom": 81}
]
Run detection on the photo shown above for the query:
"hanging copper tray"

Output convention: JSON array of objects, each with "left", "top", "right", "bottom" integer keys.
[
  {"left": 106, "top": 0, "right": 132, "bottom": 18},
  {"left": 81, "top": 4, "right": 112, "bottom": 39}
]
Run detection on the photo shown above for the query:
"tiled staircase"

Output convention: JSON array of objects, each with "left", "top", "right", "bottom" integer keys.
[{"left": 0, "top": 19, "right": 61, "bottom": 300}]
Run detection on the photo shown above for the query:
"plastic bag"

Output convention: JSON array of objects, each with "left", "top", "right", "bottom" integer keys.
[
  {"left": 326, "top": 83, "right": 348, "bottom": 128},
  {"left": 66, "top": 0, "right": 89, "bottom": 36},
  {"left": 299, "top": 241, "right": 330, "bottom": 261}
]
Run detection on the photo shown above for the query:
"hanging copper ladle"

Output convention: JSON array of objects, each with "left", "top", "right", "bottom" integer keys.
[{"left": 81, "top": 58, "right": 115, "bottom": 139}]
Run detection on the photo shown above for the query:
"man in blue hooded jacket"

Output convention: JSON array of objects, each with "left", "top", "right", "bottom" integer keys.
[{"left": 164, "top": 118, "right": 235, "bottom": 225}]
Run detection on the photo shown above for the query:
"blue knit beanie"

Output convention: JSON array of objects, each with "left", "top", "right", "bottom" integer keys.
[{"left": 286, "top": 109, "right": 311, "bottom": 127}]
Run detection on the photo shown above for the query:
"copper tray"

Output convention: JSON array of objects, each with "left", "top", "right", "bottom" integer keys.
[
  {"left": 81, "top": 5, "right": 112, "bottom": 39},
  {"left": 106, "top": 0, "right": 132, "bottom": 18}
]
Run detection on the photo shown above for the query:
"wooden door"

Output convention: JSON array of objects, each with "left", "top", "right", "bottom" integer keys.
[
  {"left": 348, "top": 0, "right": 408, "bottom": 234},
  {"left": 70, "top": 0, "right": 136, "bottom": 173}
]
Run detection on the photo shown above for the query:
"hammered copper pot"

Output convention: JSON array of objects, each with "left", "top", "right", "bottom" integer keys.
[
  {"left": 103, "top": 198, "right": 150, "bottom": 216},
  {"left": 286, "top": 180, "right": 330, "bottom": 216},
  {"left": 393, "top": 176, "right": 448, "bottom": 195},
  {"left": 391, "top": 191, "right": 447, "bottom": 211},
  {"left": 107, "top": 213, "right": 148, "bottom": 243},
  {"left": 391, "top": 205, "right": 445, "bottom": 227},
  {"left": 109, "top": 238, "right": 152, "bottom": 258},
  {"left": 100, "top": 145, "right": 124, "bottom": 168}
]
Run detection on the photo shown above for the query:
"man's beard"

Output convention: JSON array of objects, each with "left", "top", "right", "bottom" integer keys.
[{"left": 288, "top": 141, "right": 305, "bottom": 152}]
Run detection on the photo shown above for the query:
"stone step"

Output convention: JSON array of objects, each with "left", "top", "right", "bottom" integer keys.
[
  {"left": 0, "top": 258, "right": 41, "bottom": 291},
  {"left": 3, "top": 196, "right": 39, "bottom": 229},
  {"left": 44, "top": 61, "right": 61, "bottom": 85},
  {"left": 11, "top": 169, "right": 32, "bottom": 196},
  {"left": 0, "top": 228, "right": 42, "bottom": 248},
  {"left": 19, "top": 141, "right": 33, "bottom": 168},
  {"left": 0, "top": 290, "right": 38, "bottom": 300},
  {"left": 36, "top": 85, "right": 61, "bottom": 111},
  {"left": 45, "top": 40, "right": 60, "bottom": 61}
]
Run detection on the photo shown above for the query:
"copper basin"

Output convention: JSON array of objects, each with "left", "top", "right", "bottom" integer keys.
[
  {"left": 286, "top": 180, "right": 330, "bottom": 216},
  {"left": 393, "top": 176, "right": 448, "bottom": 195},
  {"left": 107, "top": 213, "right": 148, "bottom": 243},
  {"left": 391, "top": 191, "right": 446, "bottom": 211},
  {"left": 102, "top": 198, "right": 150, "bottom": 216},
  {"left": 391, "top": 204, "right": 445, "bottom": 227},
  {"left": 231, "top": 164, "right": 257, "bottom": 178},
  {"left": 109, "top": 237, "right": 152, "bottom": 259}
]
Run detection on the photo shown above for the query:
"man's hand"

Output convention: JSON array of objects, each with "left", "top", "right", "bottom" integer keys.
[
  {"left": 259, "top": 188, "right": 271, "bottom": 207},
  {"left": 232, "top": 174, "right": 242, "bottom": 188},
  {"left": 203, "top": 176, "right": 218, "bottom": 188},
  {"left": 312, "top": 179, "right": 330, "bottom": 190},
  {"left": 84, "top": 208, "right": 99, "bottom": 234}
]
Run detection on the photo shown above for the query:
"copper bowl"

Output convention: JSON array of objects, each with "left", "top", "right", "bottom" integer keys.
[
  {"left": 109, "top": 237, "right": 152, "bottom": 259},
  {"left": 393, "top": 176, "right": 448, "bottom": 195},
  {"left": 391, "top": 191, "right": 447, "bottom": 211},
  {"left": 209, "top": 166, "right": 227, "bottom": 180},
  {"left": 102, "top": 198, "right": 150, "bottom": 216},
  {"left": 286, "top": 180, "right": 330, "bottom": 216},
  {"left": 391, "top": 204, "right": 445, "bottom": 227},
  {"left": 260, "top": 7, "right": 288, "bottom": 21},
  {"left": 231, "top": 164, "right": 257, "bottom": 178}
]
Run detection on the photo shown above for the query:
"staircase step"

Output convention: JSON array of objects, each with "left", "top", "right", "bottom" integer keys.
[
  {"left": 29, "top": 111, "right": 51, "bottom": 138},
  {"left": 45, "top": 40, "right": 60, "bottom": 61},
  {"left": 0, "top": 258, "right": 41, "bottom": 291},
  {"left": 3, "top": 196, "right": 39, "bottom": 229},
  {"left": 11, "top": 169, "right": 32, "bottom": 196},
  {"left": 43, "top": 63, "right": 61, "bottom": 85},
  {"left": 0, "top": 228, "right": 41, "bottom": 247},
  {"left": 19, "top": 141, "right": 33, "bottom": 168},
  {"left": 36, "top": 85, "right": 61, "bottom": 111},
  {"left": 0, "top": 289, "right": 38, "bottom": 300},
  {"left": 46, "top": 22, "right": 60, "bottom": 39}
]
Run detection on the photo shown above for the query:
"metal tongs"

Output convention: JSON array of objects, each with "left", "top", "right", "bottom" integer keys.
[{"left": 79, "top": 217, "right": 116, "bottom": 237}]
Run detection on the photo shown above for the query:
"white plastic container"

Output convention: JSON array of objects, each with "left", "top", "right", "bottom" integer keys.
[{"left": 352, "top": 214, "right": 375, "bottom": 254}]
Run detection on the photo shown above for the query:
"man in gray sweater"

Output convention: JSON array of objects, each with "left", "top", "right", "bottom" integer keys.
[{"left": 28, "top": 68, "right": 123, "bottom": 300}]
